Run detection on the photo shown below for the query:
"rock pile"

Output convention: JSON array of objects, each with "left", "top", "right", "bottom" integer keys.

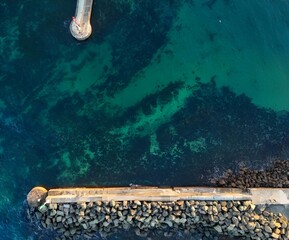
[
  {"left": 28, "top": 199, "right": 289, "bottom": 240},
  {"left": 212, "top": 160, "right": 289, "bottom": 189}
]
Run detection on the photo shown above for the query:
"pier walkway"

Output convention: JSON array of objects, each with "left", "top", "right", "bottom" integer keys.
[
  {"left": 27, "top": 186, "right": 289, "bottom": 206},
  {"left": 70, "top": 0, "right": 94, "bottom": 40}
]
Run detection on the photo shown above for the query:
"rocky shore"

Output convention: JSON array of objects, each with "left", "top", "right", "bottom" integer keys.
[
  {"left": 28, "top": 198, "right": 289, "bottom": 239},
  {"left": 212, "top": 160, "right": 289, "bottom": 189}
]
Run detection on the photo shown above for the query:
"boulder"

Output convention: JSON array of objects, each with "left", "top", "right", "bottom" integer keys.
[
  {"left": 265, "top": 225, "right": 272, "bottom": 233},
  {"left": 214, "top": 225, "right": 222, "bottom": 234}
]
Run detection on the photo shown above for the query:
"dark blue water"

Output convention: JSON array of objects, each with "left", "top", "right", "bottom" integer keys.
[{"left": 1, "top": 0, "right": 289, "bottom": 239}]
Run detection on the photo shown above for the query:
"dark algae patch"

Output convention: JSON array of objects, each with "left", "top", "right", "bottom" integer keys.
[
  {"left": 156, "top": 81, "right": 289, "bottom": 184},
  {"left": 96, "top": 0, "right": 180, "bottom": 96}
]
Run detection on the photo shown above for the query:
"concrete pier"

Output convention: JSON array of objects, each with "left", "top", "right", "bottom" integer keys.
[
  {"left": 70, "top": 0, "right": 94, "bottom": 40},
  {"left": 27, "top": 186, "right": 289, "bottom": 239},
  {"left": 28, "top": 186, "right": 289, "bottom": 206}
]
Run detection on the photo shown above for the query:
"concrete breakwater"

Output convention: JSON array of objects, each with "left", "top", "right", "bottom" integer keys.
[
  {"left": 28, "top": 199, "right": 289, "bottom": 240},
  {"left": 27, "top": 187, "right": 289, "bottom": 239},
  {"left": 70, "top": 0, "right": 94, "bottom": 40}
]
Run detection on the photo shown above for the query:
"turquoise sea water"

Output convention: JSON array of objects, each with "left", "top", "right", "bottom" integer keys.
[{"left": 1, "top": 0, "right": 289, "bottom": 239}]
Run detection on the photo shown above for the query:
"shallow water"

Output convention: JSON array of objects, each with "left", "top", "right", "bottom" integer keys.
[{"left": 1, "top": 0, "right": 289, "bottom": 239}]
